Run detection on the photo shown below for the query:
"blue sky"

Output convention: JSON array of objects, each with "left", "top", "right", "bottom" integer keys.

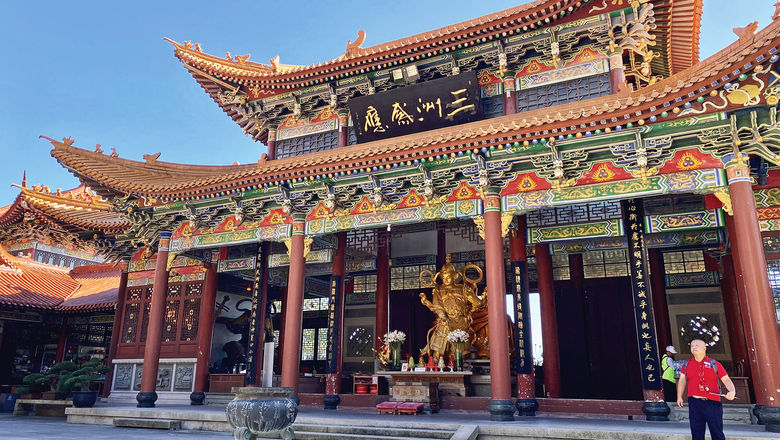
[{"left": 0, "top": 0, "right": 775, "bottom": 205}]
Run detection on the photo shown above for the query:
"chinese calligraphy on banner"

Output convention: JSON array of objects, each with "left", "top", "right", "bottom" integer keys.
[
  {"left": 622, "top": 199, "right": 663, "bottom": 391},
  {"left": 325, "top": 275, "right": 342, "bottom": 373},
  {"left": 349, "top": 72, "right": 482, "bottom": 143},
  {"left": 511, "top": 261, "right": 534, "bottom": 374}
]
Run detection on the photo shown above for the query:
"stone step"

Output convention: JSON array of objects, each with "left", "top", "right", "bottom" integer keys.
[
  {"left": 112, "top": 418, "right": 182, "bottom": 430},
  {"left": 292, "top": 422, "right": 455, "bottom": 440},
  {"left": 293, "top": 431, "right": 450, "bottom": 440},
  {"left": 669, "top": 404, "right": 753, "bottom": 424},
  {"left": 204, "top": 392, "right": 235, "bottom": 405}
]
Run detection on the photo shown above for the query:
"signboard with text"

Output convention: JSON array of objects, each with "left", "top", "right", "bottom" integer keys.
[{"left": 349, "top": 72, "right": 482, "bottom": 143}]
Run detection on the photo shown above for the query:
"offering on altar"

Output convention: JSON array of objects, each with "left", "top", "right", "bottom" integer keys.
[
  {"left": 438, "top": 356, "right": 445, "bottom": 371},
  {"left": 426, "top": 355, "right": 437, "bottom": 372},
  {"left": 408, "top": 354, "right": 415, "bottom": 369}
]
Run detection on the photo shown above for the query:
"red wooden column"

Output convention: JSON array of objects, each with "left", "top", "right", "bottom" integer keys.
[
  {"left": 510, "top": 215, "right": 538, "bottom": 416},
  {"left": 503, "top": 75, "right": 516, "bottom": 115},
  {"left": 337, "top": 111, "right": 349, "bottom": 148},
  {"left": 266, "top": 125, "right": 278, "bottom": 160},
  {"left": 483, "top": 190, "right": 514, "bottom": 421},
  {"left": 103, "top": 264, "right": 129, "bottom": 398},
  {"left": 324, "top": 232, "right": 347, "bottom": 409},
  {"left": 375, "top": 229, "right": 390, "bottom": 356},
  {"left": 281, "top": 215, "right": 306, "bottom": 397},
  {"left": 648, "top": 248, "right": 672, "bottom": 351},
  {"left": 726, "top": 214, "right": 761, "bottom": 394},
  {"left": 719, "top": 254, "right": 751, "bottom": 377},
  {"left": 535, "top": 243, "right": 561, "bottom": 398},
  {"left": 725, "top": 155, "right": 780, "bottom": 430},
  {"left": 54, "top": 321, "right": 68, "bottom": 363},
  {"left": 190, "top": 262, "right": 217, "bottom": 405},
  {"left": 608, "top": 51, "right": 627, "bottom": 93},
  {"left": 136, "top": 233, "right": 171, "bottom": 408}
]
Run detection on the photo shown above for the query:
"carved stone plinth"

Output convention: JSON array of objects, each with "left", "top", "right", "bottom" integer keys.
[{"left": 225, "top": 387, "right": 298, "bottom": 440}]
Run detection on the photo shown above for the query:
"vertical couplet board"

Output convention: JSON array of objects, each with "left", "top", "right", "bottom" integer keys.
[
  {"left": 622, "top": 199, "right": 663, "bottom": 391},
  {"left": 325, "top": 275, "right": 343, "bottom": 373},
  {"left": 510, "top": 261, "right": 533, "bottom": 374},
  {"left": 245, "top": 243, "right": 266, "bottom": 385}
]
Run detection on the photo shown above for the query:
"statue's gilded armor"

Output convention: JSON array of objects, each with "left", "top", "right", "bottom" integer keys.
[{"left": 418, "top": 254, "right": 489, "bottom": 360}]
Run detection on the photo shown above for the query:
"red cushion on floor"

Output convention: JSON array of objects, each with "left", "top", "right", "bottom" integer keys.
[
  {"left": 397, "top": 402, "right": 424, "bottom": 410},
  {"left": 376, "top": 401, "right": 399, "bottom": 409}
]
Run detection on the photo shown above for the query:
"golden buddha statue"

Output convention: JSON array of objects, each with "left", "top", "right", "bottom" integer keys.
[{"left": 418, "top": 254, "right": 485, "bottom": 361}]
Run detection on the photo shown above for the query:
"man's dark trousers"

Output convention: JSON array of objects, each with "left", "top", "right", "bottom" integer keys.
[{"left": 688, "top": 397, "right": 725, "bottom": 440}]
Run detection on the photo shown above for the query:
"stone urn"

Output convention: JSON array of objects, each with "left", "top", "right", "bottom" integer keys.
[{"left": 225, "top": 387, "right": 298, "bottom": 440}]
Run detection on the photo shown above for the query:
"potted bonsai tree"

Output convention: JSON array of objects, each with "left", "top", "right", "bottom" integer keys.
[
  {"left": 59, "top": 359, "right": 109, "bottom": 408},
  {"left": 19, "top": 361, "right": 78, "bottom": 400}
]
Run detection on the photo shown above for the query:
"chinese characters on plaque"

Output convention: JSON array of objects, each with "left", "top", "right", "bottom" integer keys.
[
  {"left": 511, "top": 261, "right": 533, "bottom": 374},
  {"left": 349, "top": 72, "right": 482, "bottom": 143},
  {"left": 622, "top": 199, "right": 663, "bottom": 391},
  {"left": 325, "top": 275, "right": 342, "bottom": 373}
]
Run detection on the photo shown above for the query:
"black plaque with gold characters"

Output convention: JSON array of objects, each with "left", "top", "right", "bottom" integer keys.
[
  {"left": 325, "top": 275, "right": 342, "bottom": 374},
  {"left": 245, "top": 243, "right": 266, "bottom": 385},
  {"left": 622, "top": 199, "right": 663, "bottom": 391},
  {"left": 510, "top": 261, "right": 533, "bottom": 375},
  {"left": 349, "top": 72, "right": 482, "bottom": 143}
]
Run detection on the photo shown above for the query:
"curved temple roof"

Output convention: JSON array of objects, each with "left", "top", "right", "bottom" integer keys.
[
  {"left": 167, "top": 0, "right": 701, "bottom": 87},
  {"left": 0, "top": 180, "right": 130, "bottom": 235},
  {"left": 164, "top": 0, "right": 702, "bottom": 141},
  {"left": 49, "top": 14, "right": 780, "bottom": 201}
]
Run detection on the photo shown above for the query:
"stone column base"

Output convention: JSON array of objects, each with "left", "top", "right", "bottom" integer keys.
[
  {"left": 642, "top": 401, "right": 670, "bottom": 421},
  {"left": 136, "top": 391, "right": 158, "bottom": 408},
  {"left": 323, "top": 394, "right": 340, "bottom": 410},
  {"left": 190, "top": 391, "right": 205, "bottom": 406},
  {"left": 756, "top": 405, "right": 780, "bottom": 432},
  {"left": 489, "top": 399, "right": 515, "bottom": 421},
  {"left": 515, "top": 398, "right": 539, "bottom": 416}
]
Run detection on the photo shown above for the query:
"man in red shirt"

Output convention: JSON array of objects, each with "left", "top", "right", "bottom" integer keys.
[{"left": 676, "top": 339, "right": 736, "bottom": 440}]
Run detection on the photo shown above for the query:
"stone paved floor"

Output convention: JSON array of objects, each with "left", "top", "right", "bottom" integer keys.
[{"left": 0, "top": 414, "right": 231, "bottom": 440}]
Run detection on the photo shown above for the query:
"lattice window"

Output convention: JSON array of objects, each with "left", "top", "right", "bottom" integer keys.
[
  {"left": 481, "top": 96, "right": 504, "bottom": 119},
  {"left": 276, "top": 130, "right": 339, "bottom": 159},
  {"left": 445, "top": 220, "right": 484, "bottom": 244},
  {"left": 317, "top": 328, "right": 328, "bottom": 361},
  {"left": 527, "top": 201, "right": 622, "bottom": 227},
  {"left": 348, "top": 127, "right": 357, "bottom": 146},
  {"left": 180, "top": 298, "right": 200, "bottom": 341},
  {"left": 122, "top": 303, "right": 140, "bottom": 343},
  {"left": 145, "top": 288, "right": 153, "bottom": 299},
  {"left": 583, "top": 250, "right": 629, "bottom": 279},
  {"left": 353, "top": 274, "right": 377, "bottom": 293},
  {"left": 390, "top": 265, "right": 436, "bottom": 291},
  {"left": 663, "top": 250, "right": 705, "bottom": 274},
  {"left": 140, "top": 302, "right": 151, "bottom": 342},
  {"left": 527, "top": 256, "right": 538, "bottom": 283},
  {"left": 516, "top": 73, "right": 611, "bottom": 113},
  {"left": 301, "top": 328, "right": 316, "bottom": 361},
  {"left": 303, "top": 297, "right": 328, "bottom": 311},
  {"left": 765, "top": 259, "right": 780, "bottom": 323},
  {"left": 127, "top": 288, "right": 142, "bottom": 301},
  {"left": 167, "top": 284, "right": 182, "bottom": 298},
  {"left": 163, "top": 300, "right": 180, "bottom": 342},
  {"left": 185, "top": 283, "right": 202, "bottom": 296},
  {"left": 552, "top": 253, "right": 571, "bottom": 280},
  {"left": 347, "top": 229, "right": 377, "bottom": 255}
]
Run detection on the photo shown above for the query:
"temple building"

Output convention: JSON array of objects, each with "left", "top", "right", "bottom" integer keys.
[
  {"left": 0, "top": 181, "right": 126, "bottom": 390},
  {"left": 33, "top": 0, "right": 780, "bottom": 429}
]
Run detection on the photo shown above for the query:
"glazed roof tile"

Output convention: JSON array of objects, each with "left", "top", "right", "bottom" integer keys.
[
  {"left": 50, "top": 16, "right": 780, "bottom": 199},
  {"left": 168, "top": 1, "right": 699, "bottom": 87},
  {"left": 0, "top": 183, "right": 130, "bottom": 234},
  {"left": 0, "top": 246, "right": 122, "bottom": 311},
  {"left": 59, "top": 263, "right": 124, "bottom": 312},
  {"left": 0, "top": 246, "right": 80, "bottom": 310}
]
